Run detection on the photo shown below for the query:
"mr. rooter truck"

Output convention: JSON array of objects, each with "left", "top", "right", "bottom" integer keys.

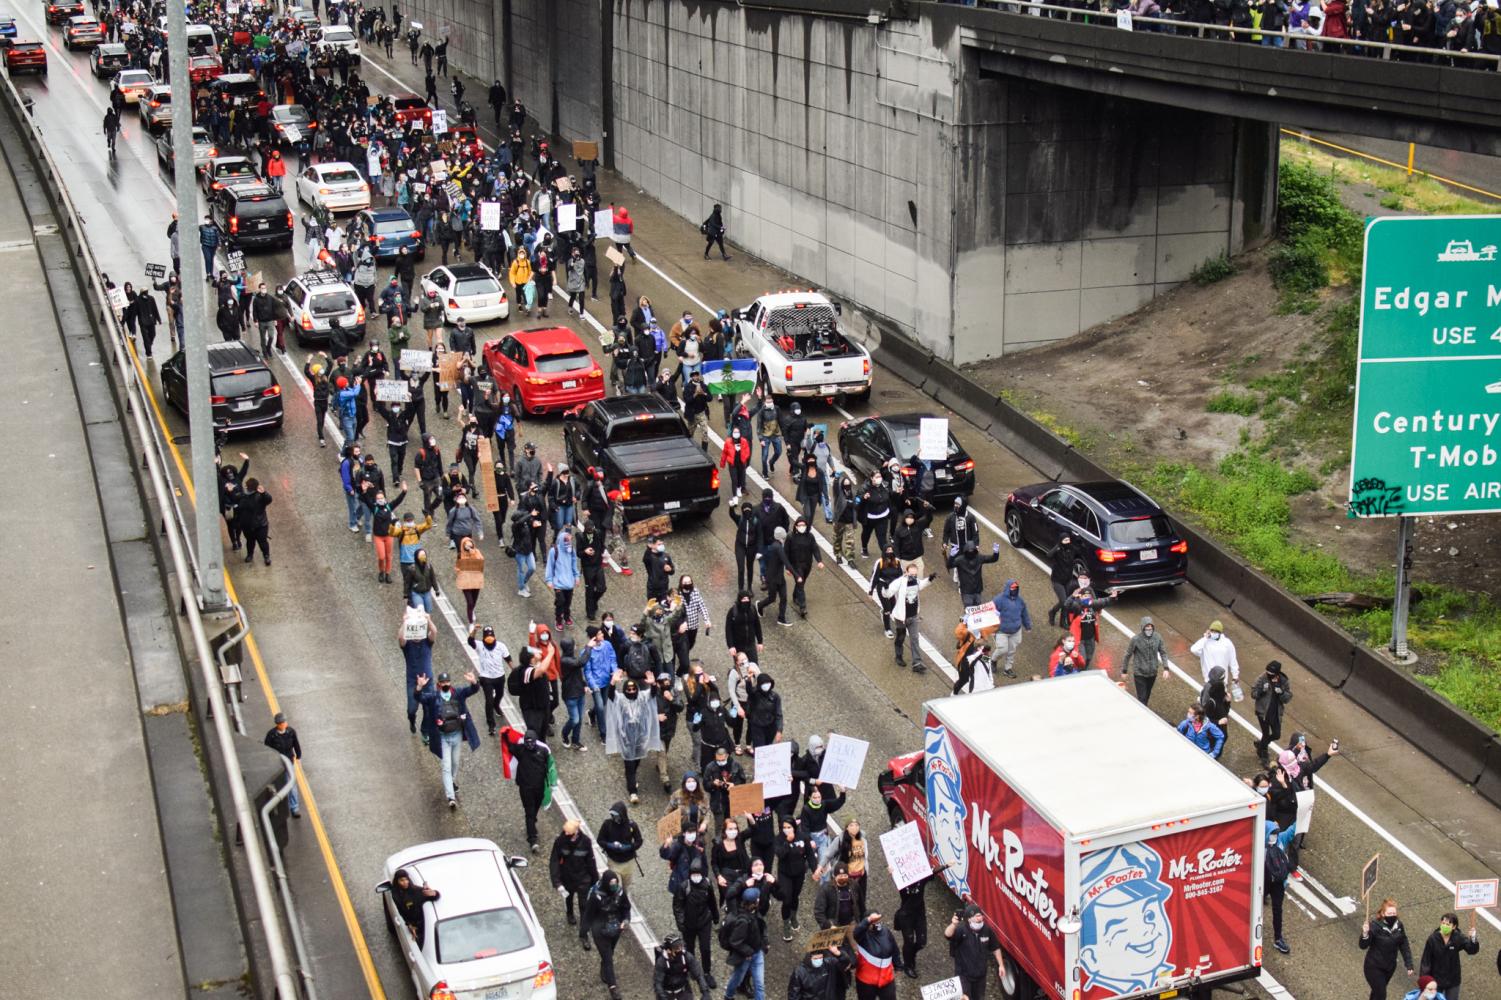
[{"left": 879, "top": 673, "right": 1265, "bottom": 1000}]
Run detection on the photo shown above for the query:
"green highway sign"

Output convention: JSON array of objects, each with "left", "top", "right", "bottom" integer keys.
[{"left": 1349, "top": 215, "right": 1501, "bottom": 518}]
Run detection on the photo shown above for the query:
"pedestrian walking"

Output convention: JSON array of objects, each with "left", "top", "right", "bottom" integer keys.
[
  {"left": 774, "top": 817, "right": 817, "bottom": 941},
  {"left": 416, "top": 670, "right": 479, "bottom": 809},
  {"left": 545, "top": 528, "right": 580, "bottom": 628},
  {"left": 503, "top": 726, "right": 553, "bottom": 852},
  {"left": 868, "top": 547, "right": 903, "bottom": 638},
  {"left": 1286, "top": 732, "right": 1339, "bottom": 848},
  {"left": 454, "top": 535, "right": 485, "bottom": 623},
  {"left": 786, "top": 947, "right": 850, "bottom": 1000},
  {"left": 1361, "top": 899, "right": 1417, "bottom": 1000},
  {"left": 605, "top": 674, "right": 662, "bottom": 805},
  {"left": 1120, "top": 616, "right": 1168, "bottom": 704},
  {"left": 1046, "top": 531, "right": 1085, "bottom": 627},
  {"left": 1252, "top": 660, "right": 1293, "bottom": 763},
  {"left": 1191, "top": 618, "right": 1242, "bottom": 687},
  {"left": 756, "top": 527, "right": 793, "bottom": 627},
  {"left": 720, "top": 888, "right": 769, "bottom": 1000},
  {"left": 894, "top": 871, "right": 931, "bottom": 978},
  {"left": 580, "top": 869, "right": 632, "bottom": 999},
  {"left": 1264, "top": 818, "right": 1295, "bottom": 956},
  {"left": 1419, "top": 911, "right": 1479, "bottom": 1000},
  {"left": 671, "top": 853, "right": 718, "bottom": 985},
  {"left": 1064, "top": 575, "right": 1119, "bottom": 666},
  {"left": 655, "top": 932, "right": 712, "bottom": 1000},
  {"left": 398, "top": 605, "right": 435, "bottom": 734},
  {"left": 1176, "top": 703, "right": 1226, "bottom": 757},
  {"left": 947, "top": 541, "right": 1000, "bottom": 609},
  {"left": 466, "top": 624, "right": 510, "bottom": 736},
  {"left": 598, "top": 799, "right": 645, "bottom": 888},
  {"left": 851, "top": 911, "right": 903, "bottom": 1000},
  {"left": 944, "top": 905, "right": 1002, "bottom": 1000},
  {"left": 720, "top": 430, "right": 752, "bottom": 505},
  {"left": 701, "top": 204, "right": 730, "bottom": 260},
  {"left": 883, "top": 565, "right": 936, "bottom": 671},
  {"left": 989, "top": 577, "right": 1031, "bottom": 678},
  {"left": 1048, "top": 633, "right": 1087, "bottom": 677},
  {"left": 263, "top": 712, "right": 302, "bottom": 817},
  {"left": 235, "top": 477, "right": 273, "bottom": 565},
  {"left": 549, "top": 819, "right": 599, "bottom": 928}
]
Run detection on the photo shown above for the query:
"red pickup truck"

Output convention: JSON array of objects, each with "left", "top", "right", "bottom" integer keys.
[{"left": 392, "top": 93, "right": 432, "bottom": 130}]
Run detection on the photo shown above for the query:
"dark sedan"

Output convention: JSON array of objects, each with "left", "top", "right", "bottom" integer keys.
[
  {"left": 838, "top": 413, "right": 976, "bottom": 500},
  {"left": 1004, "top": 480, "right": 1188, "bottom": 590},
  {"left": 352, "top": 206, "right": 423, "bottom": 259}
]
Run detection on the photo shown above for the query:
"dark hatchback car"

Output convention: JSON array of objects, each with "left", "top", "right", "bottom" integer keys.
[
  {"left": 353, "top": 206, "right": 422, "bottom": 259},
  {"left": 161, "top": 341, "right": 283, "bottom": 433},
  {"left": 212, "top": 183, "right": 293, "bottom": 250},
  {"left": 1004, "top": 480, "right": 1188, "bottom": 590},
  {"left": 837, "top": 413, "right": 976, "bottom": 501}
]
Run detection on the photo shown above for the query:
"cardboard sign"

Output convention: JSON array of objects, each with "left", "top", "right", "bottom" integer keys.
[
  {"left": 400, "top": 349, "right": 433, "bottom": 374},
  {"left": 605, "top": 246, "right": 626, "bottom": 268},
  {"left": 753, "top": 741, "right": 793, "bottom": 799},
  {"left": 817, "top": 734, "right": 870, "bottom": 789},
  {"left": 727, "top": 781, "right": 764, "bottom": 819},
  {"left": 657, "top": 807, "right": 683, "bottom": 845},
  {"left": 880, "top": 822, "right": 932, "bottom": 891},
  {"left": 964, "top": 604, "right": 1000, "bottom": 634},
  {"left": 1455, "top": 878, "right": 1499, "bottom": 910},
  {"left": 375, "top": 379, "right": 411, "bottom": 403},
  {"left": 432, "top": 109, "right": 448, "bottom": 135},
  {"left": 553, "top": 175, "right": 573, "bottom": 193},
  {"left": 920, "top": 978, "right": 963, "bottom": 1000},
  {"left": 1361, "top": 854, "right": 1380, "bottom": 900},
  {"left": 573, "top": 139, "right": 598, "bottom": 161},
  {"left": 429, "top": 159, "right": 449, "bottom": 181},
  {"left": 402, "top": 606, "right": 428, "bottom": 643},
  {"left": 626, "top": 513, "right": 672, "bottom": 543},
  {"left": 918, "top": 417, "right": 949, "bottom": 461},
  {"left": 593, "top": 208, "right": 614, "bottom": 236},
  {"left": 108, "top": 286, "right": 127, "bottom": 318},
  {"left": 557, "top": 202, "right": 578, "bottom": 233},
  {"left": 480, "top": 200, "right": 501, "bottom": 231},
  {"left": 478, "top": 437, "right": 498, "bottom": 512},
  {"left": 805, "top": 924, "right": 851, "bottom": 954},
  {"left": 145, "top": 262, "right": 167, "bottom": 279},
  {"left": 438, "top": 352, "right": 462, "bottom": 390}
]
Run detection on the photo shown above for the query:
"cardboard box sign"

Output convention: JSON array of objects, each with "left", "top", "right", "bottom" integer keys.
[
  {"left": 627, "top": 513, "right": 673, "bottom": 543},
  {"left": 573, "top": 140, "right": 598, "bottom": 161}
]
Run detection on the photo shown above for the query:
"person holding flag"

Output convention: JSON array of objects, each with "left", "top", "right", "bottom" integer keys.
[{"left": 499, "top": 725, "right": 556, "bottom": 852}]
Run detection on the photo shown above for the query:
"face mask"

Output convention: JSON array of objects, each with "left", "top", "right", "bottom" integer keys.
[
  {"left": 760, "top": 683, "right": 771, "bottom": 692},
  {"left": 603, "top": 619, "right": 614, "bottom": 628},
  {"left": 810, "top": 957, "right": 824, "bottom": 969},
  {"left": 456, "top": 497, "right": 467, "bottom": 505},
  {"left": 1257, "top": 785, "right": 1269, "bottom": 794},
  {"left": 1440, "top": 922, "right": 1454, "bottom": 933},
  {"left": 724, "top": 829, "right": 737, "bottom": 840},
  {"left": 625, "top": 688, "right": 639, "bottom": 700},
  {"left": 684, "top": 779, "right": 697, "bottom": 792},
  {"left": 969, "top": 919, "right": 985, "bottom": 931},
  {"left": 539, "top": 633, "right": 550, "bottom": 644},
  {"left": 871, "top": 921, "right": 882, "bottom": 931},
  {"left": 656, "top": 544, "right": 665, "bottom": 554},
  {"left": 708, "top": 700, "right": 720, "bottom": 710},
  {"left": 1211, "top": 632, "right": 1222, "bottom": 641},
  {"left": 1063, "top": 639, "right": 1075, "bottom": 651},
  {"left": 682, "top": 583, "right": 693, "bottom": 593},
  {"left": 835, "top": 876, "right": 847, "bottom": 886},
  {"left": 689, "top": 872, "right": 702, "bottom": 882},
  {"left": 483, "top": 638, "right": 496, "bottom": 649}
]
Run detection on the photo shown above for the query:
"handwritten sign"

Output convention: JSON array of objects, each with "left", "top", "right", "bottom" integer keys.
[
  {"left": 880, "top": 821, "right": 932, "bottom": 891},
  {"left": 727, "top": 781, "right": 764, "bottom": 819},
  {"left": 817, "top": 734, "right": 870, "bottom": 789},
  {"left": 145, "top": 262, "right": 167, "bottom": 279},
  {"left": 805, "top": 924, "right": 851, "bottom": 954},
  {"left": 107, "top": 286, "right": 127, "bottom": 318},
  {"left": 429, "top": 158, "right": 448, "bottom": 181},
  {"left": 438, "top": 352, "right": 461, "bottom": 390},
  {"left": 480, "top": 200, "right": 501, "bottom": 231},
  {"left": 626, "top": 513, "right": 672, "bottom": 543},
  {"left": 1361, "top": 854, "right": 1380, "bottom": 900},
  {"left": 593, "top": 208, "right": 614, "bottom": 237},
  {"left": 964, "top": 603, "right": 1000, "bottom": 634},
  {"left": 557, "top": 201, "right": 578, "bottom": 233},
  {"left": 920, "top": 978, "right": 963, "bottom": 1000},
  {"left": 657, "top": 807, "right": 683, "bottom": 845},
  {"left": 432, "top": 109, "right": 448, "bottom": 135},
  {"left": 1455, "top": 878, "right": 1499, "bottom": 910},
  {"left": 375, "top": 379, "right": 411, "bottom": 403},
  {"left": 402, "top": 605, "right": 429, "bottom": 643},
  {"left": 225, "top": 249, "right": 246, "bottom": 276},
  {"left": 400, "top": 349, "right": 433, "bottom": 374},
  {"left": 605, "top": 246, "right": 626, "bottom": 269},
  {"left": 918, "top": 417, "right": 949, "bottom": 461},
  {"left": 478, "top": 437, "right": 498, "bottom": 512},
  {"left": 573, "top": 139, "right": 598, "bottom": 161},
  {"left": 283, "top": 124, "right": 302, "bottom": 143},
  {"left": 754, "top": 742, "right": 792, "bottom": 799}
]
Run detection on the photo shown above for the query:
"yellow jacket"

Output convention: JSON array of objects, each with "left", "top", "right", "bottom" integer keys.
[{"left": 509, "top": 256, "right": 533, "bottom": 286}]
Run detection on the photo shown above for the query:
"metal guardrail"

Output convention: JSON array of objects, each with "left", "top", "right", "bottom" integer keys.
[
  {"left": 963, "top": 0, "right": 1501, "bottom": 70},
  {"left": 0, "top": 67, "right": 304, "bottom": 1000},
  {"left": 262, "top": 759, "right": 321, "bottom": 1000}
]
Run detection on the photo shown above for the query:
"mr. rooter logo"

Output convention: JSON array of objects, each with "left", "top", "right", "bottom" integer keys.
[{"left": 969, "top": 806, "right": 1062, "bottom": 934}]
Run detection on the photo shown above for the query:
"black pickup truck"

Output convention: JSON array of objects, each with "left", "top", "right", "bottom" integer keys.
[{"left": 564, "top": 396, "right": 721, "bottom": 522}]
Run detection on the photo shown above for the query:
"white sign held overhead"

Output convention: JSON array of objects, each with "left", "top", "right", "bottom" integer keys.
[
  {"left": 593, "top": 208, "right": 614, "bottom": 237},
  {"left": 1456, "top": 879, "right": 1499, "bottom": 910},
  {"left": 753, "top": 741, "right": 793, "bottom": 799},
  {"left": 402, "top": 606, "right": 428, "bottom": 643},
  {"left": 367, "top": 149, "right": 382, "bottom": 176},
  {"left": 375, "top": 379, "right": 411, "bottom": 403},
  {"left": 918, "top": 418, "right": 949, "bottom": 462},
  {"left": 480, "top": 201, "right": 501, "bottom": 232},
  {"left": 920, "top": 978, "right": 963, "bottom": 1000},
  {"left": 880, "top": 822, "right": 932, "bottom": 891},
  {"left": 557, "top": 202, "right": 578, "bottom": 233},
  {"left": 400, "top": 349, "right": 433, "bottom": 374},
  {"left": 817, "top": 734, "right": 870, "bottom": 789},
  {"left": 432, "top": 109, "right": 448, "bottom": 135}
]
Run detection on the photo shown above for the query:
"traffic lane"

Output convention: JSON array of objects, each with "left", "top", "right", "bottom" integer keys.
[{"left": 1305, "top": 130, "right": 1501, "bottom": 202}]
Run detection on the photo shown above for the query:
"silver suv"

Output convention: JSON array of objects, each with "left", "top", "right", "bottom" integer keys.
[{"left": 280, "top": 269, "right": 367, "bottom": 348}]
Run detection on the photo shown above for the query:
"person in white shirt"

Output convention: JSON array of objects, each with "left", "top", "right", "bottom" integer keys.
[{"left": 1190, "top": 619, "right": 1240, "bottom": 686}]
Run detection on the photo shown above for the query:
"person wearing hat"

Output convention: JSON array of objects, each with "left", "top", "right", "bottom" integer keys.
[
  {"left": 755, "top": 526, "right": 793, "bottom": 627},
  {"left": 388, "top": 869, "right": 439, "bottom": 947},
  {"left": 1191, "top": 619, "right": 1241, "bottom": 687},
  {"left": 944, "top": 904, "right": 1002, "bottom": 999},
  {"left": 720, "top": 886, "right": 769, "bottom": 1000},
  {"left": 415, "top": 669, "right": 480, "bottom": 810},
  {"left": 467, "top": 624, "right": 511, "bottom": 736},
  {"left": 549, "top": 818, "right": 599, "bottom": 928},
  {"left": 1251, "top": 660, "right": 1294, "bottom": 764},
  {"left": 1121, "top": 617, "right": 1169, "bottom": 706},
  {"left": 787, "top": 943, "right": 850, "bottom": 1000},
  {"left": 655, "top": 930, "right": 713, "bottom": 1000},
  {"left": 263, "top": 711, "right": 303, "bottom": 818}
]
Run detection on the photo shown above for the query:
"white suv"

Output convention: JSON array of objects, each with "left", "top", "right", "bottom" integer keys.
[
  {"left": 315, "top": 23, "right": 360, "bottom": 62},
  {"left": 280, "top": 270, "right": 366, "bottom": 347},
  {"left": 296, "top": 161, "right": 370, "bottom": 213}
]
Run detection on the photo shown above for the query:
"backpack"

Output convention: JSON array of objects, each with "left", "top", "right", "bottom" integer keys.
[
  {"left": 1265, "top": 843, "right": 1290, "bottom": 883},
  {"left": 717, "top": 912, "right": 740, "bottom": 951}
]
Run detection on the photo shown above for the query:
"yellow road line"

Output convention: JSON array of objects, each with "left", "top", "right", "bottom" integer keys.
[
  {"left": 1280, "top": 128, "right": 1501, "bottom": 203},
  {"left": 123, "top": 337, "right": 387, "bottom": 1000}
]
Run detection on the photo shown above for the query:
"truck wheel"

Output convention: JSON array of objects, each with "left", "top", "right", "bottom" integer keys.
[
  {"left": 997, "top": 951, "right": 1034, "bottom": 1000},
  {"left": 885, "top": 799, "right": 905, "bottom": 829},
  {"left": 846, "top": 386, "right": 871, "bottom": 405}
]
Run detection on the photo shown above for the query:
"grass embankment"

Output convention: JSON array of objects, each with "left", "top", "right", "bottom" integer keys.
[
  {"left": 1281, "top": 137, "right": 1501, "bottom": 217},
  {"left": 1013, "top": 160, "right": 1501, "bottom": 729}
]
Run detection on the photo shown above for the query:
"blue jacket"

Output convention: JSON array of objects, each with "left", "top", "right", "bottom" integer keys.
[
  {"left": 418, "top": 683, "right": 481, "bottom": 757},
  {"left": 339, "top": 456, "right": 358, "bottom": 494},
  {"left": 1177, "top": 717, "right": 1225, "bottom": 757},
  {"left": 584, "top": 640, "right": 618, "bottom": 690},
  {"left": 545, "top": 535, "right": 579, "bottom": 590},
  {"left": 991, "top": 581, "right": 1033, "bottom": 633},
  {"left": 1264, "top": 821, "right": 1296, "bottom": 886},
  {"left": 336, "top": 383, "right": 362, "bottom": 417}
]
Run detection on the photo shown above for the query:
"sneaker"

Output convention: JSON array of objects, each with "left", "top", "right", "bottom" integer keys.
[
  {"left": 884, "top": 629, "right": 894, "bottom": 639},
  {"left": 913, "top": 663, "right": 927, "bottom": 673},
  {"left": 1274, "top": 938, "right": 1290, "bottom": 955},
  {"left": 575, "top": 742, "right": 587, "bottom": 753},
  {"left": 629, "top": 792, "right": 640, "bottom": 804},
  {"left": 620, "top": 567, "right": 633, "bottom": 576},
  {"left": 565, "top": 617, "right": 574, "bottom": 627},
  {"left": 530, "top": 842, "right": 541, "bottom": 853},
  {"left": 519, "top": 587, "right": 532, "bottom": 598},
  {"left": 349, "top": 524, "right": 361, "bottom": 532},
  {"left": 318, "top": 439, "right": 327, "bottom": 448},
  {"left": 365, "top": 533, "right": 373, "bottom": 542},
  {"left": 777, "top": 619, "right": 792, "bottom": 627},
  {"left": 447, "top": 798, "right": 457, "bottom": 810}
]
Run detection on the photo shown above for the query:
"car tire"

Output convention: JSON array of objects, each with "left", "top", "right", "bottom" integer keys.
[
  {"left": 846, "top": 386, "right": 871, "bottom": 405},
  {"left": 1071, "top": 557, "right": 1089, "bottom": 581},
  {"left": 997, "top": 951, "right": 1030, "bottom": 1000},
  {"left": 884, "top": 799, "right": 904, "bottom": 829},
  {"left": 1005, "top": 508, "right": 1025, "bottom": 548}
]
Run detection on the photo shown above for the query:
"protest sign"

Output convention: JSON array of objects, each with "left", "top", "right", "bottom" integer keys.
[
  {"left": 817, "top": 734, "right": 870, "bottom": 789},
  {"left": 225, "top": 249, "right": 246, "bottom": 276},
  {"left": 366, "top": 148, "right": 382, "bottom": 176},
  {"left": 1116, "top": 9, "right": 1134, "bottom": 29},
  {"left": 429, "top": 159, "right": 449, "bottom": 181},
  {"left": 627, "top": 513, "right": 672, "bottom": 543},
  {"left": 108, "top": 286, "right": 126, "bottom": 318},
  {"left": 557, "top": 202, "right": 578, "bottom": 233},
  {"left": 400, "top": 349, "right": 434, "bottom": 374},
  {"left": 283, "top": 124, "right": 302, "bottom": 143},
  {"left": 964, "top": 604, "right": 1000, "bottom": 634},
  {"left": 573, "top": 140, "right": 599, "bottom": 160},
  {"left": 438, "top": 353, "right": 461, "bottom": 390},
  {"left": 805, "top": 925, "right": 851, "bottom": 954},
  {"left": 145, "top": 262, "right": 167, "bottom": 279},
  {"left": 918, "top": 417, "right": 949, "bottom": 461},
  {"left": 478, "top": 437, "right": 498, "bottom": 511},
  {"left": 728, "top": 782, "right": 764, "bottom": 818},
  {"left": 880, "top": 822, "right": 933, "bottom": 891},
  {"left": 754, "top": 742, "right": 793, "bottom": 799},
  {"left": 432, "top": 109, "right": 448, "bottom": 135},
  {"left": 657, "top": 808, "right": 684, "bottom": 845},
  {"left": 594, "top": 208, "right": 615, "bottom": 236},
  {"left": 920, "top": 978, "right": 963, "bottom": 1000},
  {"left": 375, "top": 379, "right": 411, "bottom": 403},
  {"left": 402, "top": 605, "right": 428, "bottom": 642},
  {"left": 480, "top": 201, "right": 501, "bottom": 231},
  {"left": 605, "top": 246, "right": 626, "bottom": 268},
  {"left": 1456, "top": 878, "right": 1499, "bottom": 910}
]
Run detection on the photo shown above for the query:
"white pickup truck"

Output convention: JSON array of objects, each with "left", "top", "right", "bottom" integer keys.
[{"left": 731, "top": 291, "right": 872, "bottom": 400}]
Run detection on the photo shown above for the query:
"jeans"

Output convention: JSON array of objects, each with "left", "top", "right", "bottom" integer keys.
[
  {"left": 340, "top": 410, "right": 358, "bottom": 443},
  {"left": 591, "top": 688, "right": 609, "bottom": 739},
  {"left": 562, "top": 695, "right": 585, "bottom": 745},
  {"left": 201, "top": 245, "right": 216, "bottom": 276},
  {"left": 758, "top": 436, "right": 782, "bottom": 476},
  {"left": 283, "top": 766, "right": 301, "bottom": 814},
  {"left": 515, "top": 551, "right": 536, "bottom": 591},
  {"left": 439, "top": 730, "right": 463, "bottom": 800},
  {"left": 723, "top": 950, "right": 764, "bottom": 1000},
  {"left": 409, "top": 589, "right": 434, "bottom": 612},
  {"left": 345, "top": 491, "right": 363, "bottom": 530},
  {"left": 552, "top": 504, "right": 575, "bottom": 534}
]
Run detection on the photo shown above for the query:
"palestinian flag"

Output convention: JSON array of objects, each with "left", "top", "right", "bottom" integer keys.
[
  {"left": 701, "top": 358, "right": 758, "bottom": 396},
  {"left": 498, "top": 727, "right": 558, "bottom": 809}
]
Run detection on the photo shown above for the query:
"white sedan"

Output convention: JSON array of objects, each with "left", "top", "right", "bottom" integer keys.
[
  {"left": 377, "top": 838, "right": 556, "bottom": 1000},
  {"left": 115, "top": 68, "right": 156, "bottom": 104},
  {"left": 421, "top": 263, "right": 510, "bottom": 324},
  {"left": 295, "top": 161, "right": 370, "bottom": 214}
]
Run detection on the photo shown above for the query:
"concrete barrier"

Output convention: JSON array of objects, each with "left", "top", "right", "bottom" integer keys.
[
  {"left": 1173, "top": 521, "right": 1248, "bottom": 609},
  {"left": 1475, "top": 738, "right": 1501, "bottom": 808},
  {"left": 1233, "top": 568, "right": 1357, "bottom": 688},
  {"left": 1344, "top": 647, "right": 1491, "bottom": 784}
]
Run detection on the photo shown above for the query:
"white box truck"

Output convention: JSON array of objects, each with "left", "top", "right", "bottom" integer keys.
[{"left": 879, "top": 673, "right": 1266, "bottom": 1000}]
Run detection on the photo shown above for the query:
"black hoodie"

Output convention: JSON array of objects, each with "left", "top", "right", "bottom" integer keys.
[
  {"left": 597, "top": 800, "right": 643, "bottom": 863},
  {"left": 559, "top": 638, "right": 585, "bottom": 701}
]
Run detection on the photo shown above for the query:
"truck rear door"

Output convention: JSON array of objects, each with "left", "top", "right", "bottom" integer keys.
[{"left": 767, "top": 304, "right": 867, "bottom": 394}]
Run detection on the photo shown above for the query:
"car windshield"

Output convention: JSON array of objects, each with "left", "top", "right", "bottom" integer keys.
[
  {"left": 373, "top": 217, "right": 414, "bottom": 234},
  {"left": 1109, "top": 515, "right": 1174, "bottom": 545},
  {"left": 277, "top": 106, "right": 310, "bottom": 123},
  {"left": 120, "top": 71, "right": 152, "bottom": 84},
  {"left": 219, "top": 162, "right": 256, "bottom": 177},
  {"left": 192, "top": 128, "right": 210, "bottom": 143},
  {"left": 454, "top": 276, "right": 498, "bottom": 296},
  {"left": 214, "top": 370, "right": 272, "bottom": 397},
  {"left": 394, "top": 97, "right": 424, "bottom": 109},
  {"left": 151, "top": 91, "right": 172, "bottom": 104},
  {"left": 323, "top": 26, "right": 352, "bottom": 39},
  {"left": 887, "top": 424, "right": 959, "bottom": 461},
  {"left": 608, "top": 419, "right": 682, "bottom": 444},
  {"left": 434, "top": 908, "right": 533, "bottom": 965},
  {"left": 310, "top": 290, "right": 356, "bottom": 314},
  {"left": 534, "top": 351, "right": 591, "bottom": 374},
  {"left": 321, "top": 168, "right": 361, "bottom": 183}
]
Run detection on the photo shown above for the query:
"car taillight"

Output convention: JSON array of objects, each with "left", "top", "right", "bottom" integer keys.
[
  {"left": 428, "top": 983, "right": 457, "bottom": 1000},
  {"left": 899, "top": 466, "right": 915, "bottom": 477},
  {"left": 229, "top": 215, "right": 238, "bottom": 234},
  {"left": 954, "top": 459, "right": 975, "bottom": 472},
  {"left": 149, "top": 99, "right": 160, "bottom": 107},
  {"left": 355, "top": 304, "right": 366, "bottom": 323},
  {"left": 710, "top": 467, "right": 720, "bottom": 490},
  {"left": 1170, "top": 540, "right": 1189, "bottom": 554},
  {"left": 209, "top": 394, "right": 226, "bottom": 404},
  {"left": 618, "top": 478, "right": 631, "bottom": 501},
  {"left": 318, "top": 187, "right": 330, "bottom": 195},
  {"left": 863, "top": 357, "right": 871, "bottom": 376},
  {"left": 1097, "top": 548, "right": 1128, "bottom": 563},
  {"left": 286, "top": 211, "right": 293, "bottom": 229},
  {"left": 448, "top": 298, "right": 459, "bottom": 309},
  {"left": 411, "top": 230, "right": 422, "bottom": 239},
  {"left": 526, "top": 376, "right": 549, "bottom": 385},
  {"left": 587, "top": 368, "right": 603, "bottom": 379},
  {"left": 784, "top": 365, "right": 793, "bottom": 383},
  {"left": 532, "top": 962, "right": 554, "bottom": 988},
  {"left": 1253, "top": 944, "right": 1263, "bottom": 967},
  {"left": 261, "top": 384, "right": 281, "bottom": 397},
  {"left": 213, "top": 181, "right": 224, "bottom": 190},
  {"left": 208, "top": 147, "right": 218, "bottom": 156},
  {"left": 371, "top": 234, "right": 384, "bottom": 242},
  {"left": 300, "top": 315, "right": 313, "bottom": 330}
]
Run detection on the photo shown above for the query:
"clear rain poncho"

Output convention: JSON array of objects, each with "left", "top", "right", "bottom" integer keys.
[{"left": 604, "top": 678, "right": 662, "bottom": 762}]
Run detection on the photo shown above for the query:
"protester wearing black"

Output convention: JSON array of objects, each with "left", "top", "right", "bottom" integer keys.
[
  {"left": 787, "top": 948, "right": 851, "bottom": 1000},
  {"left": 1251, "top": 660, "right": 1293, "bottom": 763},
  {"left": 1047, "top": 533, "right": 1085, "bottom": 627},
  {"left": 774, "top": 817, "right": 817, "bottom": 941},
  {"left": 510, "top": 726, "right": 551, "bottom": 852},
  {"left": 598, "top": 799, "right": 645, "bottom": 888},
  {"left": 549, "top": 820, "right": 599, "bottom": 926},
  {"left": 580, "top": 870, "right": 631, "bottom": 999},
  {"left": 654, "top": 933, "right": 711, "bottom": 1000},
  {"left": 388, "top": 869, "right": 439, "bottom": 946},
  {"left": 895, "top": 873, "right": 932, "bottom": 978},
  {"left": 944, "top": 906, "right": 1001, "bottom": 1000},
  {"left": 672, "top": 857, "right": 719, "bottom": 987},
  {"left": 235, "top": 477, "right": 273, "bottom": 565},
  {"left": 1359, "top": 901, "right": 1416, "bottom": 1000},
  {"left": 1419, "top": 912, "right": 1480, "bottom": 1000}
]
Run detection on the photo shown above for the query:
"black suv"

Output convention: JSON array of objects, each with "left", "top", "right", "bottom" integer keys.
[
  {"left": 161, "top": 341, "right": 283, "bottom": 433},
  {"left": 1004, "top": 480, "right": 1188, "bottom": 590},
  {"left": 212, "top": 183, "right": 293, "bottom": 251}
]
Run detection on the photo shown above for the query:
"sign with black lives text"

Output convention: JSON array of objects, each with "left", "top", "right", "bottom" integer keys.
[{"left": 816, "top": 734, "right": 870, "bottom": 789}]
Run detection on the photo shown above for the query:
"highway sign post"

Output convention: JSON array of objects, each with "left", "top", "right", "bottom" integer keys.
[{"left": 1348, "top": 216, "right": 1501, "bottom": 658}]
